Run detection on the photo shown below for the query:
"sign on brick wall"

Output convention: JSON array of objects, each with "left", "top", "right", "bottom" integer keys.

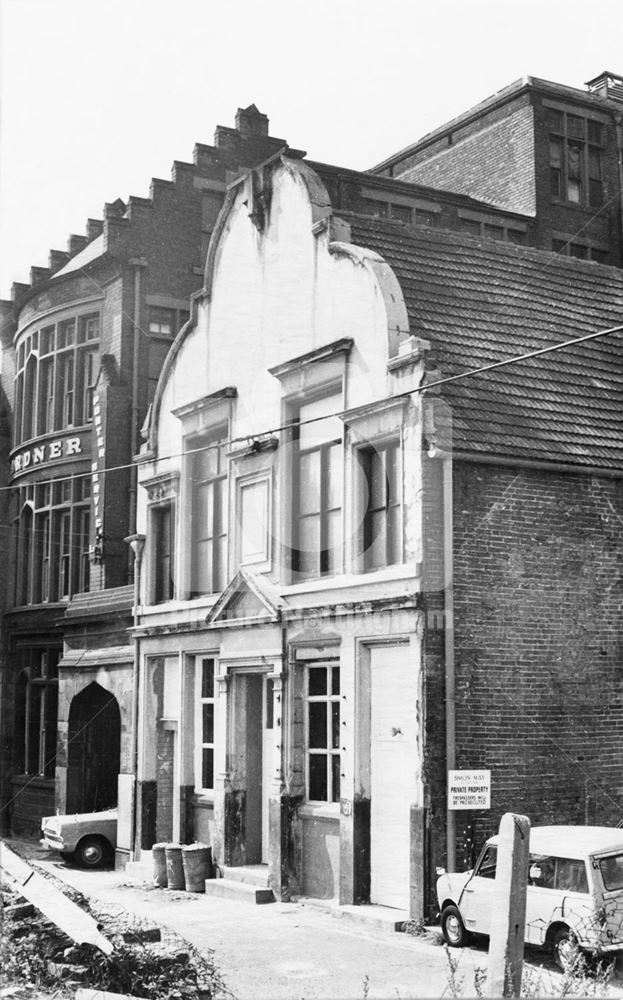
[{"left": 448, "top": 769, "right": 491, "bottom": 810}]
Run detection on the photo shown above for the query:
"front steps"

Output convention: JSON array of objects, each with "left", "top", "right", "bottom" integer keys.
[{"left": 204, "top": 863, "right": 275, "bottom": 904}]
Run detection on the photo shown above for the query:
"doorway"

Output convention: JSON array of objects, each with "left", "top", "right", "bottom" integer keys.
[
  {"left": 369, "top": 644, "right": 419, "bottom": 910},
  {"left": 67, "top": 683, "right": 121, "bottom": 813},
  {"left": 230, "top": 671, "right": 274, "bottom": 865}
]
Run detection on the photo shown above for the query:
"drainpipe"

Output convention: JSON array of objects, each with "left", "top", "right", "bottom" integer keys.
[
  {"left": 125, "top": 532, "right": 145, "bottom": 861},
  {"left": 429, "top": 446, "right": 456, "bottom": 872},
  {"left": 442, "top": 454, "right": 456, "bottom": 872},
  {"left": 128, "top": 259, "right": 147, "bottom": 577},
  {"left": 615, "top": 115, "right": 623, "bottom": 269}
]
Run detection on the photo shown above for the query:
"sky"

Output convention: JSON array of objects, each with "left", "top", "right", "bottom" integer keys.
[{"left": 1, "top": 0, "right": 623, "bottom": 296}]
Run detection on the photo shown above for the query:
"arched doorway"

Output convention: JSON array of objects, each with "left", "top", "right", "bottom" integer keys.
[{"left": 67, "top": 683, "right": 120, "bottom": 813}]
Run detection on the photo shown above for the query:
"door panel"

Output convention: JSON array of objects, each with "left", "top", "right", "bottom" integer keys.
[{"left": 370, "top": 644, "right": 419, "bottom": 910}]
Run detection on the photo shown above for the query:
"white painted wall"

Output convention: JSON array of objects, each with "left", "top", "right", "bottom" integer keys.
[{"left": 136, "top": 157, "right": 423, "bottom": 596}]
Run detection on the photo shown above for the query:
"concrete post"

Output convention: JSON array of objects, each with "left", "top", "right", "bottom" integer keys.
[{"left": 485, "top": 812, "right": 530, "bottom": 998}]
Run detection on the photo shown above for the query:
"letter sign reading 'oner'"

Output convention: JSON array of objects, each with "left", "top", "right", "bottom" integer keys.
[
  {"left": 448, "top": 769, "right": 491, "bottom": 810},
  {"left": 10, "top": 437, "right": 83, "bottom": 475}
]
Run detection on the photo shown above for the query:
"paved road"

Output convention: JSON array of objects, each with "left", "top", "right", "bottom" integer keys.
[{"left": 3, "top": 839, "right": 623, "bottom": 999}]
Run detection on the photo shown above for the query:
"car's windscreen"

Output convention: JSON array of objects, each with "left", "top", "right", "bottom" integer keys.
[
  {"left": 474, "top": 844, "right": 497, "bottom": 879},
  {"left": 598, "top": 853, "right": 623, "bottom": 891}
]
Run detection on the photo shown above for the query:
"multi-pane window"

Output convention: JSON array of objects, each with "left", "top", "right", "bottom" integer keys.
[
  {"left": 552, "top": 238, "right": 610, "bottom": 264},
  {"left": 459, "top": 216, "right": 526, "bottom": 244},
  {"left": 14, "top": 647, "right": 59, "bottom": 777},
  {"left": 294, "top": 394, "right": 343, "bottom": 579},
  {"left": 14, "top": 314, "right": 99, "bottom": 444},
  {"left": 306, "top": 663, "right": 340, "bottom": 803},
  {"left": 190, "top": 431, "right": 228, "bottom": 596},
  {"left": 15, "top": 477, "right": 91, "bottom": 605},
  {"left": 153, "top": 503, "right": 175, "bottom": 603},
  {"left": 360, "top": 197, "right": 439, "bottom": 228},
  {"left": 147, "top": 305, "right": 189, "bottom": 337},
  {"left": 547, "top": 108, "right": 604, "bottom": 207},
  {"left": 198, "top": 657, "right": 215, "bottom": 791},
  {"left": 361, "top": 440, "right": 402, "bottom": 570}
]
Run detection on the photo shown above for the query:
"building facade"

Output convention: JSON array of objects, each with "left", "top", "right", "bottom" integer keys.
[{"left": 132, "top": 152, "right": 623, "bottom": 917}]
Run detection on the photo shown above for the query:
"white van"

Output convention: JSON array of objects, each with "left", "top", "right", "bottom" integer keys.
[{"left": 436, "top": 826, "right": 623, "bottom": 969}]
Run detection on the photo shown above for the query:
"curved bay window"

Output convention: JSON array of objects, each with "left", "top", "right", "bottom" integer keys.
[
  {"left": 15, "top": 312, "right": 99, "bottom": 445},
  {"left": 14, "top": 648, "right": 59, "bottom": 777},
  {"left": 15, "top": 476, "right": 91, "bottom": 605}
]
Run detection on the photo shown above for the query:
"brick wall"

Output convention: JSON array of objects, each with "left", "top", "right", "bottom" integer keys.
[
  {"left": 451, "top": 461, "right": 623, "bottom": 863},
  {"left": 397, "top": 103, "right": 537, "bottom": 216}
]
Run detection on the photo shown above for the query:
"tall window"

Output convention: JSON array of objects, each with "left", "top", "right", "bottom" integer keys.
[
  {"left": 190, "top": 431, "right": 227, "bottom": 596},
  {"left": 14, "top": 313, "right": 99, "bottom": 444},
  {"left": 153, "top": 503, "right": 175, "bottom": 603},
  {"left": 14, "top": 648, "right": 59, "bottom": 777},
  {"left": 361, "top": 440, "right": 402, "bottom": 570},
  {"left": 197, "top": 657, "right": 215, "bottom": 791},
  {"left": 294, "top": 394, "right": 343, "bottom": 578},
  {"left": 15, "top": 477, "right": 91, "bottom": 605},
  {"left": 547, "top": 108, "right": 604, "bottom": 207},
  {"left": 306, "top": 663, "right": 340, "bottom": 803}
]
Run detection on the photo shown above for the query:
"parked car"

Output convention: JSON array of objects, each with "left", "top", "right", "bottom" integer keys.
[
  {"left": 41, "top": 808, "right": 117, "bottom": 868},
  {"left": 437, "top": 825, "right": 623, "bottom": 969}
]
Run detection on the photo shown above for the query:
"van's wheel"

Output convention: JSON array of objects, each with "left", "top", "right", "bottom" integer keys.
[
  {"left": 552, "top": 927, "right": 580, "bottom": 972},
  {"left": 74, "top": 836, "right": 110, "bottom": 869},
  {"left": 441, "top": 905, "right": 470, "bottom": 947}
]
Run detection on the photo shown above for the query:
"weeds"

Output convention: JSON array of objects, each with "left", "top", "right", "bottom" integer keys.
[{"left": 442, "top": 942, "right": 615, "bottom": 998}]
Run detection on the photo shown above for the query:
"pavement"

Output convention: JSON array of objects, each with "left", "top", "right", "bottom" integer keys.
[{"left": 2, "top": 836, "right": 623, "bottom": 1000}]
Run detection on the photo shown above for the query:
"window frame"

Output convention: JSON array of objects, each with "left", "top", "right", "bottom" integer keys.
[
  {"left": 359, "top": 436, "right": 403, "bottom": 572},
  {"left": 188, "top": 427, "right": 229, "bottom": 597},
  {"left": 304, "top": 661, "right": 341, "bottom": 805},
  {"left": 13, "top": 310, "right": 100, "bottom": 445},
  {"left": 291, "top": 391, "right": 344, "bottom": 581},
  {"left": 14, "top": 647, "right": 60, "bottom": 778},
  {"left": 195, "top": 655, "right": 217, "bottom": 795},
  {"left": 546, "top": 105, "right": 605, "bottom": 208}
]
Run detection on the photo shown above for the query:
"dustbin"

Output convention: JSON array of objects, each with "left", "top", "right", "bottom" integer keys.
[
  {"left": 152, "top": 842, "right": 168, "bottom": 887},
  {"left": 164, "top": 843, "right": 184, "bottom": 890},
  {"left": 182, "top": 843, "right": 213, "bottom": 892}
]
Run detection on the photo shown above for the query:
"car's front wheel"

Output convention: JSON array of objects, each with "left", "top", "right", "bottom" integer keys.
[
  {"left": 441, "top": 905, "right": 470, "bottom": 947},
  {"left": 74, "top": 835, "right": 111, "bottom": 869}
]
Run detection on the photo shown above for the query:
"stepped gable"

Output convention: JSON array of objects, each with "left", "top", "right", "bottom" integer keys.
[
  {"left": 349, "top": 215, "right": 623, "bottom": 469},
  {"left": 9, "top": 103, "right": 282, "bottom": 302}
]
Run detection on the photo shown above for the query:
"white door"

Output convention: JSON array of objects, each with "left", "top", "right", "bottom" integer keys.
[
  {"left": 261, "top": 677, "right": 275, "bottom": 864},
  {"left": 370, "top": 644, "right": 419, "bottom": 910}
]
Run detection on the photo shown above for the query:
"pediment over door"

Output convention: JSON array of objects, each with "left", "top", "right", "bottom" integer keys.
[{"left": 205, "top": 568, "right": 286, "bottom": 627}]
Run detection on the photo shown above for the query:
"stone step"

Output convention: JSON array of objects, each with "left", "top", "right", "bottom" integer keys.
[
  {"left": 221, "top": 864, "right": 271, "bottom": 887},
  {"left": 204, "top": 877, "right": 275, "bottom": 904},
  {"left": 332, "top": 903, "right": 409, "bottom": 933},
  {"left": 124, "top": 857, "right": 153, "bottom": 881}
]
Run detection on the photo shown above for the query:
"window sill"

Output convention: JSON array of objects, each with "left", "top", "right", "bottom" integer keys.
[
  {"left": 282, "top": 562, "right": 417, "bottom": 597},
  {"left": 298, "top": 803, "right": 340, "bottom": 821},
  {"left": 192, "top": 793, "right": 215, "bottom": 808},
  {"left": 11, "top": 774, "right": 55, "bottom": 788}
]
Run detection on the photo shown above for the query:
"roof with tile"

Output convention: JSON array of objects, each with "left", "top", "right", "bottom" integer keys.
[{"left": 349, "top": 216, "right": 623, "bottom": 470}]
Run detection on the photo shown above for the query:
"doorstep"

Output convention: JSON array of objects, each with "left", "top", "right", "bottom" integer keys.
[{"left": 294, "top": 896, "right": 409, "bottom": 933}]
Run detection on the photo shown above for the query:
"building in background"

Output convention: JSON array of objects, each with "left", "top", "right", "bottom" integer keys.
[
  {"left": 0, "top": 106, "right": 288, "bottom": 841},
  {"left": 373, "top": 70, "right": 623, "bottom": 267}
]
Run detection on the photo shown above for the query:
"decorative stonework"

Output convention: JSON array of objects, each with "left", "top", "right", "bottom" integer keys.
[{"left": 143, "top": 471, "right": 179, "bottom": 503}]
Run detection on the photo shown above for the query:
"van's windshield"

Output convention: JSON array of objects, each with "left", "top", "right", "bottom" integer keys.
[{"left": 598, "top": 854, "right": 623, "bottom": 891}]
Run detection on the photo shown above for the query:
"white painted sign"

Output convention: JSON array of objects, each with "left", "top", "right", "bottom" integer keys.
[{"left": 448, "top": 769, "right": 491, "bottom": 810}]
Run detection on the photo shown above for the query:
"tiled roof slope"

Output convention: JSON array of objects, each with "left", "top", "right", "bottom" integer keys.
[{"left": 349, "top": 217, "right": 623, "bottom": 469}]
